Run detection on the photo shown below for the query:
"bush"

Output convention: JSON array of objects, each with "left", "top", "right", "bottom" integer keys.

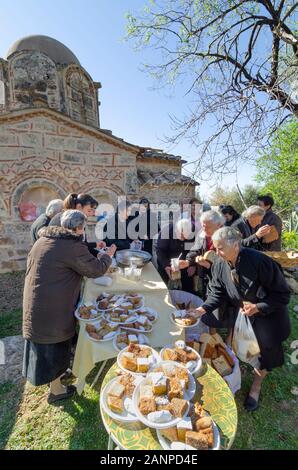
[{"left": 282, "top": 231, "right": 298, "bottom": 250}]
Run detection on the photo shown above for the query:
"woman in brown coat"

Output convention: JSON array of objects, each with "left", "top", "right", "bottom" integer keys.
[{"left": 22, "top": 210, "right": 116, "bottom": 403}]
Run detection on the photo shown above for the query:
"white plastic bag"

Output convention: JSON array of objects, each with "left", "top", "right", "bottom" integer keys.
[
  {"left": 232, "top": 310, "right": 260, "bottom": 368},
  {"left": 223, "top": 347, "right": 241, "bottom": 395}
]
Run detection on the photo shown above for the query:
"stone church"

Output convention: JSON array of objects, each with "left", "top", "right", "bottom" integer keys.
[{"left": 0, "top": 35, "right": 198, "bottom": 272}]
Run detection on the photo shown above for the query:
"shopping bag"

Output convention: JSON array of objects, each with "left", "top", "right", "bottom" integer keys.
[{"left": 232, "top": 310, "right": 260, "bottom": 368}]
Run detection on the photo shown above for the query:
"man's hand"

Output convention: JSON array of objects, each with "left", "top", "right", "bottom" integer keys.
[
  {"left": 241, "top": 303, "right": 259, "bottom": 316},
  {"left": 256, "top": 225, "right": 271, "bottom": 238},
  {"left": 165, "top": 266, "right": 172, "bottom": 279},
  {"left": 195, "top": 306, "right": 207, "bottom": 317},
  {"left": 96, "top": 241, "right": 106, "bottom": 249},
  {"left": 106, "top": 244, "right": 117, "bottom": 258},
  {"left": 179, "top": 260, "right": 189, "bottom": 270}
]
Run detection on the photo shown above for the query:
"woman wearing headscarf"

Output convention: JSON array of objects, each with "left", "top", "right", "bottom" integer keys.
[
  {"left": 195, "top": 227, "right": 291, "bottom": 411},
  {"left": 23, "top": 210, "right": 116, "bottom": 404}
]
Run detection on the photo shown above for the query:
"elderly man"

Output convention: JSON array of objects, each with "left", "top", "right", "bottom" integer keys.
[
  {"left": 178, "top": 210, "right": 225, "bottom": 298},
  {"left": 23, "top": 209, "right": 116, "bottom": 404},
  {"left": 195, "top": 227, "right": 291, "bottom": 411},
  {"left": 30, "top": 199, "right": 63, "bottom": 244}
]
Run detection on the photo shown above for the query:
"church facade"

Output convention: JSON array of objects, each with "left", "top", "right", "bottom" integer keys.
[{"left": 0, "top": 35, "right": 198, "bottom": 273}]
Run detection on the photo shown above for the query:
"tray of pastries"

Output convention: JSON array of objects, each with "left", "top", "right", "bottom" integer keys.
[
  {"left": 157, "top": 403, "right": 220, "bottom": 450},
  {"left": 117, "top": 343, "right": 160, "bottom": 375},
  {"left": 132, "top": 367, "right": 192, "bottom": 429},
  {"left": 113, "top": 331, "right": 150, "bottom": 352},
  {"left": 100, "top": 372, "right": 143, "bottom": 422},
  {"left": 170, "top": 309, "right": 200, "bottom": 328},
  {"left": 74, "top": 302, "right": 102, "bottom": 323},
  {"left": 85, "top": 319, "right": 119, "bottom": 342},
  {"left": 149, "top": 361, "right": 196, "bottom": 401},
  {"left": 160, "top": 340, "right": 202, "bottom": 375},
  {"left": 96, "top": 292, "right": 144, "bottom": 312}
]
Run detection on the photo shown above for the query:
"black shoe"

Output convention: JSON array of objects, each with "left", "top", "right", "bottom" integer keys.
[
  {"left": 244, "top": 394, "right": 259, "bottom": 412},
  {"left": 47, "top": 385, "right": 76, "bottom": 405}
]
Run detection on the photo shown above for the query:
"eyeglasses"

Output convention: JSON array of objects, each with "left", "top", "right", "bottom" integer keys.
[{"left": 230, "top": 268, "right": 239, "bottom": 286}]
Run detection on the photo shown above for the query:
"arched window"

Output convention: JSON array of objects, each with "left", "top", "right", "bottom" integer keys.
[
  {"left": 0, "top": 80, "right": 5, "bottom": 106},
  {"left": 65, "top": 67, "right": 98, "bottom": 127}
]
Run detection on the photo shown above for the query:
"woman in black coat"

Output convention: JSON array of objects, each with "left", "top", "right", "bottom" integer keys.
[
  {"left": 220, "top": 205, "right": 251, "bottom": 239},
  {"left": 196, "top": 227, "right": 291, "bottom": 412}
]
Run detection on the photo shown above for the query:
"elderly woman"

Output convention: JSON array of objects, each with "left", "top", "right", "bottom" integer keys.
[
  {"left": 23, "top": 210, "right": 116, "bottom": 404},
  {"left": 156, "top": 218, "right": 194, "bottom": 291},
  {"left": 49, "top": 193, "right": 104, "bottom": 257},
  {"left": 30, "top": 199, "right": 63, "bottom": 243},
  {"left": 196, "top": 227, "right": 291, "bottom": 411},
  {"left": 242, "top": 205, "right": 271, "bottom": 250},
  {"left": 178, "top": 210, "right": 225, "bottom": 298}
]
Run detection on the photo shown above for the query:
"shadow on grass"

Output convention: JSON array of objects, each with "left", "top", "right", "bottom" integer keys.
[{"left": 0, "top": 379, "right": 26, "bottom": 450}]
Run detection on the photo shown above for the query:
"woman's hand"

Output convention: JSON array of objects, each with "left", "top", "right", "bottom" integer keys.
[
  {"left": 96, "top": 241, "right": 106, "bottom": 249},
  {"left": 195, "top": 306, "right": 206, "bottom": 317},
  {"left": 241, "top": 303, "right": 259, "bottom": 316},
  {"left": 106, "top": 244, "right": 117, "bottom": 258},
  {"left": 256, "top": 225, "right": 271, "bottom": 238},
  {"left": 179, "top": 260, "right": 189, "bottom": 270}
]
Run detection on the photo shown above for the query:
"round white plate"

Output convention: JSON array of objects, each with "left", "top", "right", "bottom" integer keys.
[
  {"left": 117, "top": 345, "right": 160, "bottom": 376},
  {"left": 149, "top": 361, "right": 196, "bottom": 400},
  {"left": 132, "top": 376, "right": 190, "bottom": 430},
  {"left": 85, "top": 320, "right": 119, "bottom": 343},
  {"left": 74, "top": 306, "right": 102, "bottom": 324},
  {"left": 121, "top": 324, "right": 153, "bottom": 334},
  {"left": 170, "top": 311, "right": 200, "bottom": 329},
  {"left": 133, "top": 307, "right": 159, "bottom": 323},
  {"left": 104, "top": 312, "right": 138, "bottom": 325},
  {"left": 100, "top": 377, "right": 139, "bottom": 423},
  {"left": 156, "top": 413, "right": 221, "bottom": 450},
  {"left": 113, "top": 332, "right": 150, "bottom": 352},
  {"left": 159, "top": 345, "right": 202, "bottom": 376}
]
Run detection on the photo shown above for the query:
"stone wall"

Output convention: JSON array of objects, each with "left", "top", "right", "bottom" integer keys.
[{"left": 0, "top": 109, "right": 138, "bottom": 272}]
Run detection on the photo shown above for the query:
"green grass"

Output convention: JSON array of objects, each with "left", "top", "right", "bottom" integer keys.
[
  {"left": 0, "top": 309, "right": 22, "bottom": 339},
  {"left": 0, "top": 298, "right": 297, "bottom": 450}
]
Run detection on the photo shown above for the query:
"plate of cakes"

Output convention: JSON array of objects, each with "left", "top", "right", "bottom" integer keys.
[
  {"left": 85, "top": 319, "right": 119, "bottom": 342},
  {"left": 74, "top": 302, "right": 102, "bottom": 323},
  {"left": 96, "top": 293, "right": 144, "bottom": 313},
  {"left": 100, "top": 373, "right": 143, "bottom": 423},
  {"left": 121, "top": 316, "right": 154, "bottom": 334},
  {"left": 104, "top": 307, "right": 138, "bottom": 325},
  {"left": 149, "top": 361, "right": 196, "bottom": 401},
  {"left": 113, "top": 331, "right": 150, "bottom": 352},
  {"left": 117, "top": 343, "right": 160, "bottom": 376},
  {"left": 160, "top": 340, "right": 202, "bottom": 375},
  {"left": 133, "top": 306, "right": 159, "bottom": 324},
  {"left": 157, "top": 403, "right": 220, "bottom": 450},
  {"left": 132, "top": 371, "right": 190, "bottom": 429},
  {"left": 170, "top": 309, "right": 200, "bottom": 328}
]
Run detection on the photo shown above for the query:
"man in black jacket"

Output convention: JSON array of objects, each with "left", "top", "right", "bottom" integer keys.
[
  {"left": 195, "top": 227, "right": 291, "bottom": 411},
  {"left": 257, "top": 195, "right": 282, "bottom": 251},
  {"left": 30, "top": 199, "right": 63, "bottom": 244}
]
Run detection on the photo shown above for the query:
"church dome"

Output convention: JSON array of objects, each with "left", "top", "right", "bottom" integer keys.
[{"left": 5, "top": 35, "right": 80, "bottom": 65}]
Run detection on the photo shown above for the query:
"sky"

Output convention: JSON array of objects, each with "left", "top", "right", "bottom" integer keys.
[{"left": 0, "top": 0, "right": 258, "bottom": 200}]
